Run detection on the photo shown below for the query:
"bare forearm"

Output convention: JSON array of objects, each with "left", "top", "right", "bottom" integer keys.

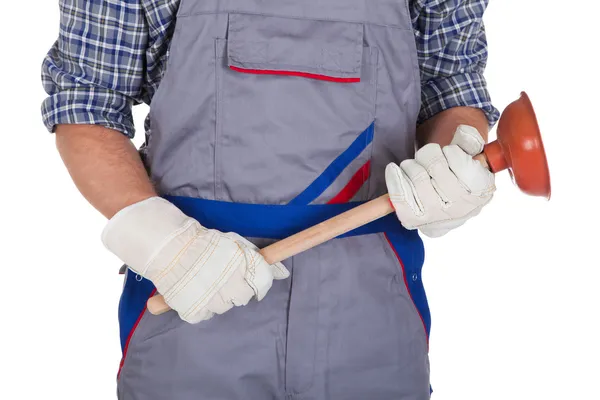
[
  {"left": 417, "top": 106, "right": 489, "bottom": 148},
  {"left": 55, "top": 124, "right": 157, "bottom": 219}
]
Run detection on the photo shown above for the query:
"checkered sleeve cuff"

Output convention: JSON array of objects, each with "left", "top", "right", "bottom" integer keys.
[
  {"left": 41, "top": 85, "right": 135, "bottom": 138},
  {"left": 418, "top": 71, "right": 500, "bottom": 129}
]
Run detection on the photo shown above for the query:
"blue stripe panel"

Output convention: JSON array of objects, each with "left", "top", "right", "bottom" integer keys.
[
  {"left": 385, "top": 231, "right": 431, "bottom": 338},
  {"left": 164, "top": 194, "right": 404, "bottom": 240},
  {"left": 118, "top": 269, "right": 156, "bottom": 353},
  {"left": 289, "top": 123, "right": 375, "bottom": 205}
]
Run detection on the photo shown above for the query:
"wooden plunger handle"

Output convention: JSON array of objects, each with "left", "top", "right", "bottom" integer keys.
[
  {"left": 147, "top": 152, "right": 492, "bottom": 316},
  {"left": 146, "top": 194, "right": 395, "bottom": 315}
]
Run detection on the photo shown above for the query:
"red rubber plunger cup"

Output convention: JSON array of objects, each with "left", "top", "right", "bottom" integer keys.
[{"left": 483, "top": 92, "right": 551, "bottom": 199}]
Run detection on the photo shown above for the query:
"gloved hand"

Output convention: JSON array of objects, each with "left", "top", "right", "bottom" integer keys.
[
  {"left": 385, "top": 125, "right": 495, "bottom": 238},
  {"left": 102, "top": 197, "right": 289, "bottom": 323}
]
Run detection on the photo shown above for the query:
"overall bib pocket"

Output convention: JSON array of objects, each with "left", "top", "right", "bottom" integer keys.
[{"left": 214, "top": 14, "right": 380, "bottom": 204}]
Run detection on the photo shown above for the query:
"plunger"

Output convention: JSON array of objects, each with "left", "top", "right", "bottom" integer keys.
[{"left": 147, "top": 91, "right": 551, "bottom": 316}]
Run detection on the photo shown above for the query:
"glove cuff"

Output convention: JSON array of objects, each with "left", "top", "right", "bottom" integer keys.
[{"left": 101, "top": 197, "right": 199, "bottom": 276}]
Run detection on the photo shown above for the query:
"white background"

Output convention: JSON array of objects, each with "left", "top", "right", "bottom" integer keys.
[{"left": 1, "top": 1, "right": 599, "bottom": 399}]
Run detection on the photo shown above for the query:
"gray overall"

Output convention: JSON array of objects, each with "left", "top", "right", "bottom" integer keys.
[{"left": 117, "top": 1, "right": 431, "bottom": 399}]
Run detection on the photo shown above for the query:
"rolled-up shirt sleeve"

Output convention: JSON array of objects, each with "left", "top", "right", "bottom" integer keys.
[
  {"left": 411, "top": 0, "right": 500, "bottom": 127},
  {"left": 41, "top": 0, "right": 148, "bottom": 137}
]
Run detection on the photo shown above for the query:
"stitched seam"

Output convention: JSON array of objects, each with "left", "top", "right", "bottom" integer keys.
[
  {"left": 141, "top": 219, "right": 197, "bottom": 277},
  {"left": 249, "top": 248, "right": 258, "bottom": 279},
  {"left": 415, "top": 200, "right": 491, "bottom": 228},
  {"left": 117, "top": 288, "right": 157, "bottom": 380},
  {"left": 229, "top": 59, "right": 361, "bottom": 75},
  {"left": 364, "top": 48, "right": 379, "bottom": 198},
  {"left": 151, "top": 227, "right": 206, "bottom": 283},
  {"left": 382, "top": 233, "right": 429, "bottom": 344},
  {"left": 176, "top": 10, "right": 412, "bottom": 31},
  {"left": 183, "top": 242, "right": 245, "bottom": 318},
  {"left": 165, "top": 233, "right": 220, "bottom": 302},
  {"left": 214, "top": 39, "right": 224, "bottom": 200},
  {"left": 230, "top": 67, "right": 360, "bottom": 82},
  {"left": 228, "top": 16, "right": 363, "bottom": 73}
]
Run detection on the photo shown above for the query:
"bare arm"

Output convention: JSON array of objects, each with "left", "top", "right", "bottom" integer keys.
[
  {"left": 416, "top": 106, "right": 489, "bottom": 149},
  {"left": 412, "top": 0, "right": 497, "bottom": 149},
  {"left": 55, "top": 124, "right": 157, "bottom": 219}
]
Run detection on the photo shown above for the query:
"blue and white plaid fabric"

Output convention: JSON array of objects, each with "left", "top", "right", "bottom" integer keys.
[
  {"left": 411, "top": 0, "right": 499, "bottom": 126},
  {"left": 41, "top": 0, "right": 500, "bottom": 138}
]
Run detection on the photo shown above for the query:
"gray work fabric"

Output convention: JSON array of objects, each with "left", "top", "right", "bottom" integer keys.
[{"left": 120, "top": 0, "right": 430, "bottom": 399}]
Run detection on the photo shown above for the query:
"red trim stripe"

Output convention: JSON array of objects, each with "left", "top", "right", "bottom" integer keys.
[
  {"left": 229, "top": 66, "right": 360, "bottom": 83},
  {"left": 383, "top": 234, "right": 429, "bottom": 347},
  {"left": 117, "top": 289, "right": 157, "bottom": 379},
  {"left": 388, "top": 196, "right": 396, "bottom": 211},
  {"left": 328, "top": 161, "right": 371, "bottom": 204}
]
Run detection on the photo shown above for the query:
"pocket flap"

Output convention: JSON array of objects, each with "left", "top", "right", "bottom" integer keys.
[{"left": 227, "top": 14, "right": 364, "bottom": 82}]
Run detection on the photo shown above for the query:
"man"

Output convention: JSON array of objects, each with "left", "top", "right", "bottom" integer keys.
[{"left": 42, "top": 0, "right": 498, "bottom": 399}]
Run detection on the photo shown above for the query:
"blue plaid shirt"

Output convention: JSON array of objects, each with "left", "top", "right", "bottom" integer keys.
[{"left": 41, "top": 0, "right": 500, "bottom": 138}]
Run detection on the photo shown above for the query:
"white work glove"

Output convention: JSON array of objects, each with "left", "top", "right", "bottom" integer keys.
[
  {"left": 102, "top": 197, "right": 289, "bottom": 324},
  {"left": 386, "top": 125, "right": 495, "bottom": 238}
]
